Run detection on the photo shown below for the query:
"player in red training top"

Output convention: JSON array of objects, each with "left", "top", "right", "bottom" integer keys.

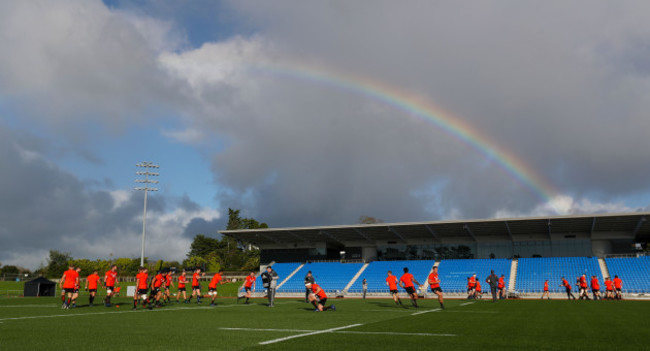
[
  {"left": 467, "top": 274, "right": 477, "bottom": 299},
  {"left": 85, "top": 269, "right": 101, "bottom": 307},
  {"left": 59, "top": 264, "right": 79, "bottom": 309},
  {"left": 604, "top": 277, "right": 614, "bottom": 300},
  {"left": 176, "top": 270, "right": 189, "bottom": 303},
  {"left": 238, "top": 272, "right": 256, "bottom": 304},
  {"left": 133, "top": 267, "right": 150, "bottom": 310},
  {"left": 613, "top": 275, "right": 623, "bottom": 300},
  {"left": 104, "top": 265, "right": 118, "bottom": 307},
  {"left": 541, "top": 280, "right": 550, "bottom": 300},
  {"left": 305, "top": 282, "right": 336, "bottom": 312},
  {"left": 399, "top": 267, "right": 422, "bottom": 308},
  {"left": 427, "top": 265, "right": 444, "bottom": 309},
  {"left": 386, "top": 271, "right": 402, "bottom": 306},
  {"left": 561, "top": 277, "right": 576, "bottom": 300},
  {"left": 189, "top": 268, "right": 204, "bottom": 304},
  {"left": 70, "top": 267, "right": 82, "bottom": 308},
  {"left": 578, "top": 274, "right": 590, "bottom": 300},
  {"left": 208, "top": 270, "right": 225, "bottom": 306},
  {"left": 498, "top": 274, "right": 506, "bottom": 300},
  {"left": 590, "top": 275, "right": 601, "bottom": 300},
  {"left": 164, "top": 270, "right": 174, "bottom": 304},
  {"left": 150, "top": 270, "right": 165, "bottom": 308}
]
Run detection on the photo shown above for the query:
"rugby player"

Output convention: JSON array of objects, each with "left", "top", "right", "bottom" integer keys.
[
  {"left": 104, "top": 265, "right": 118, "bottom": 307},
  {"left": 399, "top": 267, "right": 422, "bottom": 308},
  {"left": 467, "top": 274, "right": 477, "bottom": 299},
  {"left": 498, "top": 274, "right": 506, "bottom": 300},
  {"left": 541, "top": 279, "right": 550, "bottom": 300},
  {"left": 164, "top": 270, "right": 174, "bottom": 304},
  {"left": 475, "top": 278, "right": 482, "bottom": 299},
  {"left": 238, "top": 271, "right": 256, "bottom": 304},
  {"left": 150, "top": 270, "right": 164, "bottom": 308},
  {"left": 59, "top": 264, "right": 78, "bottom": 309},
  {"left": 133, "top": 267, "right": 150, "bottom": 310},
  {"left": 176, "top": 270, "right": 189, "bottom": 303},
  {"left": 591, "top": 275, "right": 601, "bottom": 300},
  {"left": 561, "top": 277, "right": 576, "bottom": 300},
  {"left": 386, "top": 271, "right": 402, "bottom": 306},
  {"left": 613, "top": 275, "right": 623, "bottom": 300},
  {"left": 70, "top": 267, "right": 82, "bottom": 308},
  {"left": 85, "top": 269, "right": 101, "bottom": 307},
  {"left": 604, "top": 277, "right": 614, "bottom": 300},
  {"left": 208, "top": 270, "right": 224, "bottom": 306},
  {"left": 189, "top": 268, "right": 204, "bottom": 303},
  {"left": 305, "top": 282, "right": 335, "bottom": 312},
  {"left": 427, "top": 266, "right": 444, "bottom": 309},
  {"left": 578, "top": 274, "right": 590, "bottom": 300}
]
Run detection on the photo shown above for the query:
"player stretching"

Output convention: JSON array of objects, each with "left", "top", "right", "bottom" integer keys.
[
  {"left": 591, "top": 275, "right": 601, "bottom": 300},
  {"left": 208, "top": 270, "right": 224, "bottom": 306},
  {"left": 150, "top": 271, "right": 164, "bottom": 308},
  {"left": 189, "top": 268, "right": 204, "bottom": 303},
  {"left": 176, "top": 270, "right": 188, "bottom": 303},
  {"left": 85, "top": 269, "right": 101, "bottom": 307},
  {"left": 427, "top": 266, "right": 444, "bottom": 309},
  {"left": 386, "top": 271, "right": 402, "bottom": 306},
  {"left": 613, "top": 275, "right": 623, "bottom": 300},
  {"left": 59, "top": 264, "right": 79, "bottom": 309},
  {"left": 238, "top": 272, "right": 256, "bottom": 304},
  {"left": 305, "top": 282, "right": 335, "bottom": 311},
  {"left": 541, "top": 280, "right": 551, "bottom": 300},
  {"left": 104, "top": 265, "right": 118, "bottom": 307},
  {"left": 561, "top": 277, "right": 576, "bottom": 300},
  {"left": 399, "top": 267, "right": 422, "bottom": 308},
  {"left": 133, "top": 267, "right": 150, "bottom": 310}
]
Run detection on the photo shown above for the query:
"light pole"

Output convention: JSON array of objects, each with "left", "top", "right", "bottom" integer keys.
[{"left": 135, "top": 162, "right": 159, "bottom": 267}]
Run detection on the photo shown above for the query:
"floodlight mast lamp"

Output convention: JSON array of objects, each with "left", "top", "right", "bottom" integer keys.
[{"left": 135, "top": 162, "right": 159, "bottom": 267}]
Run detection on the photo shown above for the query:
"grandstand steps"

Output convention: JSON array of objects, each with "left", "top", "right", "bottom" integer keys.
[
  {"left": 598, "top": 258, "right": 610, "bottom": 279},
  {"left": 343, "top": 262, "right": 369, "bottom": 293},
  {"left": 420, "top": 261, "right": 440, "bottom": 292},
  {"left": 276, "top": 263, "right": 304, "bottom": 290},
  {"left": 508, "top": 258, "right": 518, "bottom": 292}
]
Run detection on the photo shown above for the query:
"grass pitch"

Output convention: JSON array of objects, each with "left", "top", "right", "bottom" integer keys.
[{"left": 1, "top": 291, "right": 648, "bottom": 350}]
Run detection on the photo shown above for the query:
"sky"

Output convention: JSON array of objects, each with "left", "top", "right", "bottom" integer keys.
[{"left": 1, "top": 0, "right": 650, "bottom": 269}]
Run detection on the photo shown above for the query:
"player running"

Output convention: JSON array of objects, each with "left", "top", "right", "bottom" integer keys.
[
  {"left": 591, "top": 275, "right": 601, "bottom": 300},
  {"left": 85, "top": 269, "right": 101, "bottom": 307},
  {"left": 561, "top": 277, "right": 576, "bottom": 300},
  {"left": 208, "top": 270, "right": 224, "bottom": 306},
  {"left": 475, "top": 278, "right": 482, "bottom": 299},
  {"left": 578, "top": 274, "right": 590, "bottom": 300},
  {"left": 133, "top": 267, "right": 150, "bottom": 310},
  {"left": 541, "top": 280, "right": 551, "bottom": 300},
  {"left": 399, "top": 267, "right": 422, "bottom": 308},
  {"left": 176, "top": 270, "right": 189, "bottom": 303},
  {"left": 238, "top": 271, "right": 256, "bottom": 304},
  {"left": 164, "top": 270, "right": 174, "bottom": 304},
  {"left": 386, "top": 271, "right": 402, "bottom": 306},
  {"left": 59, "top": 264, "right": 79, "bottom": 309},
  {"left": 613, "top": 275, "right": 623, "bottom": 300},
  {"left": 305, "top": 282, "right": 335, "bottom": 312},
  {"left": 189, "top": 268, "right": 204, "bottom": 304},
  {"left": 70, "top": 267, "right": 82, "bottom": 308},
  {"left": 427, "top": 266, "right": 444, "bottom": 309},
  {"left": 104, "top": 265, "right": 118, "bottom": 307},
  {"left": 150, "top": 270, "right": 165, "bottom": 308}
]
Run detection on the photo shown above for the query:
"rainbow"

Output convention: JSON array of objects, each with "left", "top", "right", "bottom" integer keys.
[{"left": 248, "top": 60, "right": 560, "bottom": 211}]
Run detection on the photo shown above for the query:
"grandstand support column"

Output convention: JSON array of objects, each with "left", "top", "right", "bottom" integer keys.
[{"left": 508, "top": 258, "right": 518, "bottom": 294}]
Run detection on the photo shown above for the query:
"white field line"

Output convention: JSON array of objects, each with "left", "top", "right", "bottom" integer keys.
[
  {"left": 0, "top": 305, "right": 59, "bottom": 308},
  {"left": 411, "top": 308, "right": 441, "bottom": 315},
  {"left": 0, "top": 304, "right": 253, "bottom": 322},
  {"left": 221, "top": 327, "right": 455, "bottom": 337},
  {"left": 362, "top": 309, "right": 412, "bottom": 313},
  {"left": 459, "top": 302, "right": 475, "bottom": 306},
  {"left": 258, "top": 324, "right": 363, "bottom": 345}
]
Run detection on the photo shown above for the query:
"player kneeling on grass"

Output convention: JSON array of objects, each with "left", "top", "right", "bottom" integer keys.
[
  {"left": 305, "top": 282, "right": 335, "bottom": 312},
  {"left": 133, "top": 267, "right": 151, "bottom": 310}
]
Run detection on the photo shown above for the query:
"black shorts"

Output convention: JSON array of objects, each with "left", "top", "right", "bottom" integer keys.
[
  {"left": 592, "top": 288, "right": 599, "bottom": 293},
  {"left": 73, "top": 289, "right": 79, "bottom": 293},
  {"left": 404, "top": 286, "right": 416, "bottom": 295},
  {"left": 616, "top": 288, "right": 622, "bottom": 292},
  {"left": 209, "top": 288, "right": 217, "bottom": 292},
  {"left": 165, "top": 286, "right": 171, "bottom": 291},
  {"left": 138, "top": 289, "right": 148, "bottom": 295},
  {"left": 178, "top": 286, "right": 186, "bottom": 292},
  {"left": 390, "top": 289, "right": 398, "bottom": 294},
  {"left": 89, "top": 289, "right": 97, "bottom": 293},
  {"left": 245, "top": 287, "right": 252, "bottom": 292},
  {"left": 430, "top": 287, "right": 442, "bottom": 293},
  {"left": 319, "top": 297, "right": 327, "bottom": 306},
  {"left": 64, "top": 288, "right": 75, "bottom": 293},
  {"left": 106, "top": 285, "right": 115, "bottom": 292},
  {"left": 498, "top": 287, "right": 505, "bottom": 291},
  {"left": 152, "top": 287, "right": 161, "bottom": 294},
  {"left": 192, "top": 285, "right": 200, "bottom": 291}
]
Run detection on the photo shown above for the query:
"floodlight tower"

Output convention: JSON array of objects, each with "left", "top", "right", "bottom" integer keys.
[{"left": 135, "top": 162, "right": 159, "bottom": 267}]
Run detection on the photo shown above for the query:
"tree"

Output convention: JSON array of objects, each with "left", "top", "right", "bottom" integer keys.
[
  {"left": 186, "top": 235, "right": 219, "bottom": 258},
  {"left": 46, "top": 250, "right": 73, "bottom": 278},
  {"left": 359, "top": 215, "right": 384, "bottom": 224}
]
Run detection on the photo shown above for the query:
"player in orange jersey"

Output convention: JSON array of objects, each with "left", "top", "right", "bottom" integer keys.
[
  {"left": 498, "top": 274, "right": 506, "bottom": 300},
  {"left": 561, "top": 277, "right": 576, "bottom": 300},
  {"left": 238, "top": 272, "right": 256, "bottom": 304},
  {"left": 590, "top": 275, "right": 601, "bottom": 300},
  {"left": 133, "top": 267, "right": 150, "bottom": 310},
  {"left": 475, "top": 278, "right": 482, "bottom": 299},
  {"left": 613, "top": 275, "right": 623, "bottom": 300},
  {"left": 59, "top": 264, "right": 79, "bottom": 309},
  {"left": 467, "top": 274, "right": 477, "bottom": 299},
  {"left": 85, "top": 269, "right": 101, "bottom": 307},
  {"left": 70, "top": 267, "right": 82, "bottom": 308},
  {"left": 604, "top": 277, "right": 614, "bottom": 300},
  {"left": 305, "top": 282, "right": 336, "bottom": 312},
  {"left": 399, "top": 267, "right": 422, "bottom": 308},
  {"left": 104, "top": 265, "right": 118, "bottom": 307},
  {"left": 189, "top": 268, "right": 204, "bottom": 304},
  {"left": 176, "top": 270, "right": 189, "bottom": 303},
  {"left": 164, "top": 270, "right": 174, "bottom": 304},
  {"left": 208, "top": 270, "right": 225, "bottom": 306},
  {"left": 150, "top": 270, "right": 165, "bottom": 308},
  {"left": 427, "top": 266, "right": 444, "bottom": 309},
  {"left": 541, "top": 279, "right": 550, "bottom": 300},
  {"left": 578, "top": 274, "right": 590, "bottom": 300},
  {"left": 386, "top": 271, "right": 402, "bottom": 306}
]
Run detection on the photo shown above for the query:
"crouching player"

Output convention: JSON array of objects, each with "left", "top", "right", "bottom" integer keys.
[
  {"left": 208, "top": 270, "right": 224, "bottom": 306},
  {"left": 305, "top": 282, "right": 335, "bottom": 312},
  {"left": 133, "top": 267, "right": 151, "bottom": 310}
]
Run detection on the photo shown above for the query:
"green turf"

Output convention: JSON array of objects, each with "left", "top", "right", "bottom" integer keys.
[{"left": 1, "top": 295, "right": 648, "bottom": 350}]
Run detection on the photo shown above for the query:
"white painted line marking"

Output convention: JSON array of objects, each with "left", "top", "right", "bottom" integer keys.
[
  {"left": 459, "top": 302, "right": 475, "bottom": 306},
  {"left": 221, "top": 327, "right": 455, "bottom": 337},
  {"left": 0, "top": 306, "right": 216, "bottom": 322},
  {"left": 411, "top": 308, "right": 441, "bottom": 315},
  {"left": 258, "top": 324, "right": 363, "bottom": 345}
]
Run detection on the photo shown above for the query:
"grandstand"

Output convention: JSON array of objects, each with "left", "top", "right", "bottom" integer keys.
[
  {"left": 604, "top": 256, "right": 650, "bottom": 293},
  {"left": 438, "top": 258, "right": 512, "bottom": 294},
  {"left": 516, "top": 257, "right": 604, "bottom": 293}
]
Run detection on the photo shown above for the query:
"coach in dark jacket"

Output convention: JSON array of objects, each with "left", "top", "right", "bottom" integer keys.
[
  {"left": 261, "top": 266, "right": 279, "bottom": 307},
  {"left": 486, "top": 270, "right": 499, "bottom": 302},
  {"left": 304, "top": 271, "right": 314, "bottom": 303}
]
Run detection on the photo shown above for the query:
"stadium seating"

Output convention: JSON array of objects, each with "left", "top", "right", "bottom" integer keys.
[
  {"left": 278, "top": 262, "right": 364, "bottom": 293},
  {"left": 352, "top": 260, "right": 435, "bottom": 293},
  {"left": 604, "top": 256, "right": 650, "bottom": 293},
  {"left": 516, "top": 257, "right": 604, "bottom": 293},
  {"left": 437, "top": 258, "right": 512, "bottom": 294}
]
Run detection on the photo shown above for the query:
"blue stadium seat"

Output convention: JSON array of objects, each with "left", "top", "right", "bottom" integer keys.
[
  {"left": 354, "top": 260, "right": 435, "bottom": 293},
  {"left": 516, "top": 257, "right": 604, "bottom": 293},
  {"left": 437, "top": 259, "right": 511, "bottom": 294},
  {"left": 604, "top": 256, "right": 650, "bottom": 294},
  {"left": 278, "top": 262, "right": 364, "bottom": 293}
]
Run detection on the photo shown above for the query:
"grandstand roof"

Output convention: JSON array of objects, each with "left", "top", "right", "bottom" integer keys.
[{"left": 220, "top": 212, "right": 650, "bottom": 247}]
